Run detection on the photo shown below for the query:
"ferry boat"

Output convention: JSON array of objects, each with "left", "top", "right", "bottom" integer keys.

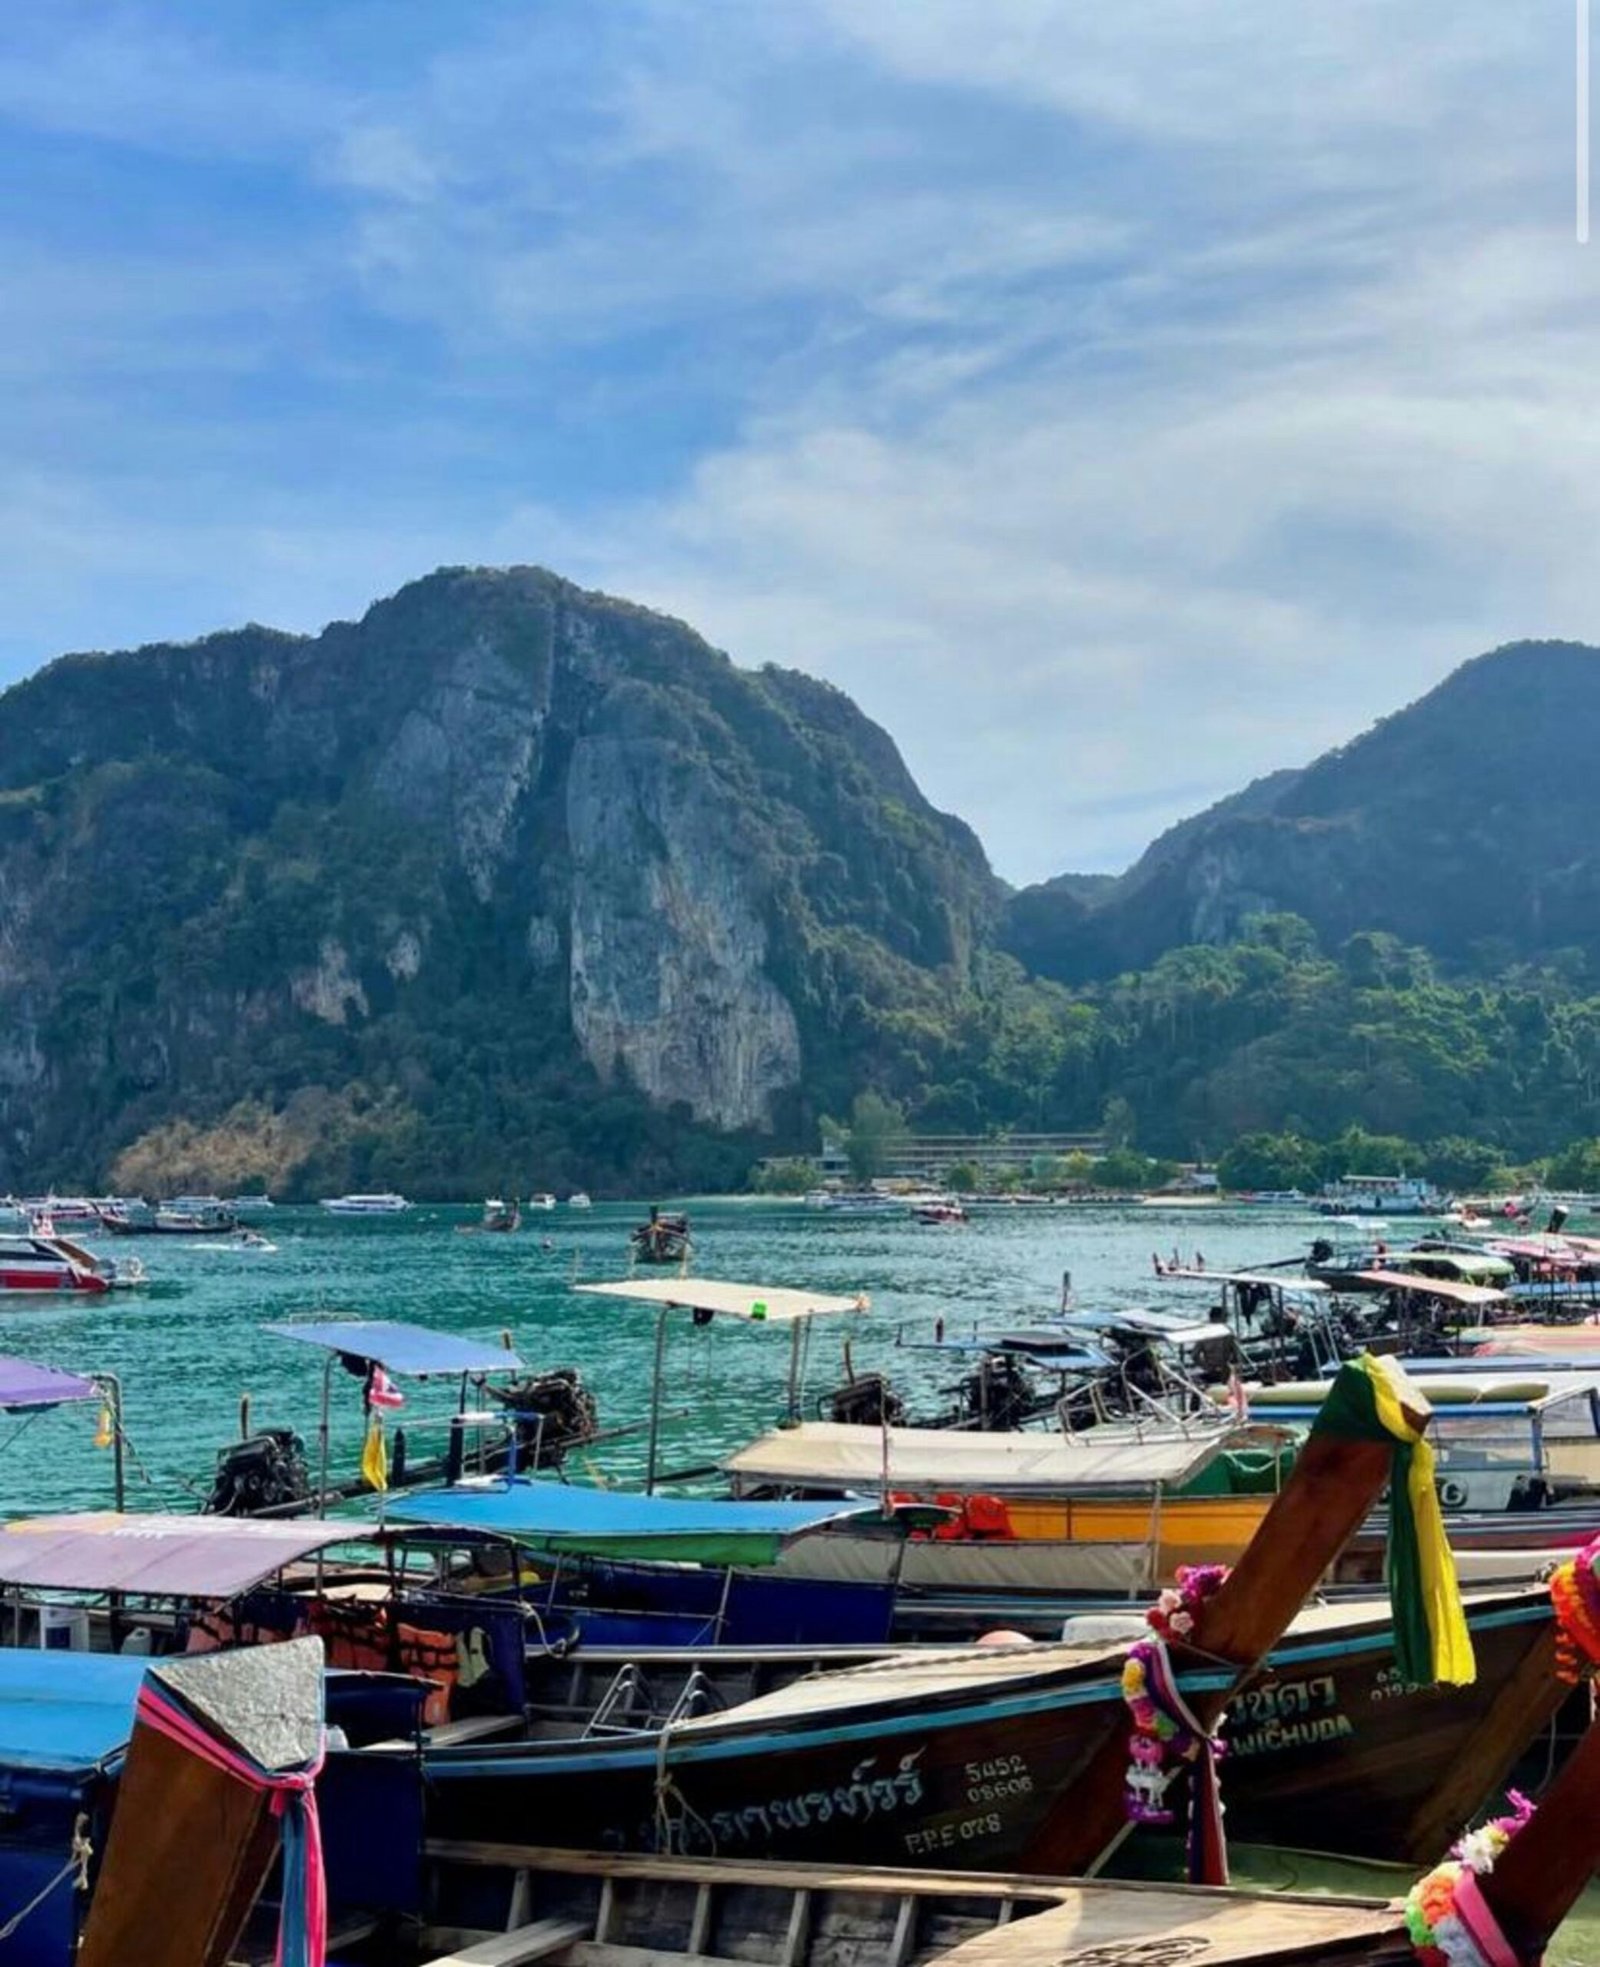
[
  {"left": 1315, "top": 1172, "right": 1444, "bottom": 1216},
  {"left": 319, "top": 1192, "right": 411, "bottom": 1215},
  {"left": 18, "top": 1196, "right": 104, "bottom": 1229}
]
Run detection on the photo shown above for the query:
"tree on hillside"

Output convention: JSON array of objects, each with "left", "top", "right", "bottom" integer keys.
[
  {"left": 844, "top": 1091, "right": 909, "bottom": 1182},
  {"left": 1102, "top": 1095, "right": 1136, "bottom": 1150}
]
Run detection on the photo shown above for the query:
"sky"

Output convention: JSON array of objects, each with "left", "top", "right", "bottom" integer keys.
[{"left": 0, "top": 2, "right": 1595, "bottom": 883}]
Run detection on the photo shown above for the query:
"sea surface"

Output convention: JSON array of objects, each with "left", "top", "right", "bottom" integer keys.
[{"left": 3, "top": 1196, "right": 1312, "bottom": 1515}]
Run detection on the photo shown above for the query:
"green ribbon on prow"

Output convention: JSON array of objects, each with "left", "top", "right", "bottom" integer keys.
[{"left": 1314, "top": 1353, "right": 1476, "bottom": 1688}]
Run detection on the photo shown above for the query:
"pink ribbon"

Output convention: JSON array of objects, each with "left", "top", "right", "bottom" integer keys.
[
  {"left": 1451, "top": 1871, "right": 1525, "bottom": 1967},
  {"left": 134, "top": 1682, "right": 326, "bottom": 1967}
]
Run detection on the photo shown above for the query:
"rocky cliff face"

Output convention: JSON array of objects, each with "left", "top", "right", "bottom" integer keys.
[
  {"left": 1006, "top": 642, "right": 1600, "bottom": 983},
  {"left": 0, "top": 567, "right": 997, "bottom": 1190}
]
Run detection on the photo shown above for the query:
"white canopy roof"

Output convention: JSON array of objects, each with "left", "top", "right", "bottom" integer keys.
[
  {"left": 723, "top": 1420, "right": 1236, "bottom": 1495},
  {"left": 576, "top": 1278, "right": 867, "bottom": 1323}
]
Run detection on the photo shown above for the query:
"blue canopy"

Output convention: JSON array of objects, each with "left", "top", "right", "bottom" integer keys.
[
  {"left": 0, "top": 1652, "right": 145, "bottom": 1775},
  {"left": 264, "top": 1320, "right": 521, "bottom": 1376},
  {"left": 386, "top": 1479, "right": 877, "bottom": 1565}
]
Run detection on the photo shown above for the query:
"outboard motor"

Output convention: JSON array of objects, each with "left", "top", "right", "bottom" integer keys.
[
  {"left": 205, "top": 1429, "right": 312, "bottom": 1516},
  {"left": 826, "top": 1371, "right": 904, "bottom": 1427},
  {"left": 487, "top": 1366, "right": 599, "bottom": 1468}
]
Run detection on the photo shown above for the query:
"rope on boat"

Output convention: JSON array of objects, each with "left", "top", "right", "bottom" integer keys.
[
  {"left": 0, "top": 1814, "right": 92, "bottom": 1941},
  {"left": 652, "top": 1715, "right": 717, "bottom": 1857}
]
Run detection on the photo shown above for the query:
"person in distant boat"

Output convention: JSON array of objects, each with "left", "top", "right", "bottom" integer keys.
[
  {"left": 1193, "top": 1251, "right": 1205, "bottom": 1272},
  {"left": 1152, "top": 1252, "right": 1166, "bottom": 1276},
  {"left": 1374, "top": 1238, "right": 1389, "bottom": 1260},
  {"left": 1170, "top": 1246, "right": 1181, "bottom": 1270}
]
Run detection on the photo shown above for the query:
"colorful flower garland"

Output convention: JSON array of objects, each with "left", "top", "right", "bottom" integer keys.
[
  {"left": 1401, "top": 1528, "right": 1600, "bottom": 1967},
  {"left": 1121, "top": 1563, "right": 1231, "bottom": 1883},
  {"left": 1403, "top": 1793, "right": 1534, "bottom": 1967},
  {"left": 1548, "top": 1531, "right": 1600, "bottom": 1684}
]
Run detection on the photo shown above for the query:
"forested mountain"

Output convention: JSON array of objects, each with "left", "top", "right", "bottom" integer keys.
[
  {"left": 0, "top": 567, "right": 998, "bottom": 1195},
  {"left": 1005, "top": 642, "right": 1600, "bottom": 985},
  {"left": 1, "top": 577, "right": 1597, "bottom": 1194}
]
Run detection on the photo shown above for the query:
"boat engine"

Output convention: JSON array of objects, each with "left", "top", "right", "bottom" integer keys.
[
  {"left": 955, "top": 1353, "right": 1042, "bottom": 1431},
  {"left": 487, "top": 1366, "right": 599, "bottom": 1468},
  {"left": 205, "top": 1428, "right": 312, "bottom": 1516},
  {"left": 825, "top": 1370, "right": 904, "bottom": 1427}
]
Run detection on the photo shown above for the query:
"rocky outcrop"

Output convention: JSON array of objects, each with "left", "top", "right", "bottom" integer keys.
[{"left": 567, "top": 730, "right": 801, "bottom": 1129}]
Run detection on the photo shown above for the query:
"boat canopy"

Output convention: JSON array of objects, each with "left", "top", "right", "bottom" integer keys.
[
  {"left": 0, "top": 1512, "right": 360, "bottom": 1597},
  {"left": 1349, "top": 1269, "right": 1510, "bottom": 1308},
  {"left": 1227, "top": 1372, "right": 1600, "bottom": 1420},
  {"left": 0, "top": 1355, "right": 99, "bottom": 1409},
  {"left": 1058, "top": 1308, "right": 1234, "bottom": 1350},
  {"left": 263, "top": 1319, "right": 522, "bottom": 1375},
  {"left": 386, "top": 1479, "right": 879, "bottom": 1565},
  {"left": 576, "top": 1278, "right": 867, "bottom": 1322},
  {"left": 1212, "top": 1271, "right": 1332, "bottom": 1295},
  {"left": 0, "top": 1651, "right": 145, "bottom": 1774},
  {"left": 723, "top": 1420, "right": 1236, "bottom": 1495}
]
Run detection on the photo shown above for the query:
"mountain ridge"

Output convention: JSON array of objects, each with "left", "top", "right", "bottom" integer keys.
[{"left": 3, "top": 576, "right": 1599, "bottom": 1192}]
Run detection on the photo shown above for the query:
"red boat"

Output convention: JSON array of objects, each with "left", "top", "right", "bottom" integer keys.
[{"left": 0, "top": 1233, "right": 118, "bottom": 1294}]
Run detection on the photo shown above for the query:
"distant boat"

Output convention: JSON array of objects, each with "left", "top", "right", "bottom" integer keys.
[
  {"left": 0, "top": 1231, "right": 145, "bottom": 1294},
  {"left": 630, "top": 1208, "right": 692, "bottom": 1265},
  {"left": 566, "top": 1191, "right": 592, "bottom": 1209},
  {"left": 913, "top": 1199, "right": 968, "bottom": 1225},
  {"left": 225, "top": 1194, "right": 275, "bottom": 1215},
  {"left": 527, "top": 1193, "right": 557, "bottom": 1211},
  {"left": 459, "top": 1197, "right": 521, "bottom": 1234},
  {"left": 319, "top": 1193, "right": 411, "bottom": 1215}
]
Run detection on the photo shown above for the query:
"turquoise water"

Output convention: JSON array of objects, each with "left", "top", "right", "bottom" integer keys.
[{"left": 8, "top": 1198, "right": 1302, "bottom": 1513}]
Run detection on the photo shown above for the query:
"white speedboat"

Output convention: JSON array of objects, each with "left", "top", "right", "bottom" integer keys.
[
  {"left": 566, "top": 1191, "right": 592, "bottom": 1209},
  {"left": 319, "top": 1193, "right": 411, "bottom": 1215},
  {"left": 527, "top": 1193, "right": 557, "bottom": 1211}
]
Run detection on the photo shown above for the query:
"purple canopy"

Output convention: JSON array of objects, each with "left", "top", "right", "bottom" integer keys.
[
  {"left": 0, "top": 1356, "right": 97, "bottom": 1411},
  {"left": 0, "top": 1513, "right": 359, "bottom": 1597}
]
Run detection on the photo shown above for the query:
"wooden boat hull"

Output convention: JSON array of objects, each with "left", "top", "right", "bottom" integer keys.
[
  {"left": 418, "top": 1846, "right": 1412, "bottom": 1967},
  {"left": 418, "top": 1588, "right": 1557, "bottom": 1872}
]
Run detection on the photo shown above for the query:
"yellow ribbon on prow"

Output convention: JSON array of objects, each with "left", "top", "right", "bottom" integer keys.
[{"left": 1364, "top": 1356, "right": 1476, "bottom": 1687}]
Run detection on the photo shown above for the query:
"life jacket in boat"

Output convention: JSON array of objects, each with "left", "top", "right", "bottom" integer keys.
[
  {"left": 395, "top": 1622, "right": 460, "bottom": 1726},
  {"left": 308, "top": 1601, "right": 392, "bottom": 1674},
  {"left": 959, "top": 1493, "right": 1015, "bottom": 1540}
]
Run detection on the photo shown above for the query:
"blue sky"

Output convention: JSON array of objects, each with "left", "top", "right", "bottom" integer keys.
[{"left": 0, "top": 2, "right": 1593, "bottom": 881}]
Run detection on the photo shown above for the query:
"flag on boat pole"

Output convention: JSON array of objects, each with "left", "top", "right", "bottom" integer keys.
[
  {"left": 366, "top": 1365, "right": 404, "bottom": 1411},
  {"left": 360, "top": 1414, "right": 388, "bottom": 1492}
]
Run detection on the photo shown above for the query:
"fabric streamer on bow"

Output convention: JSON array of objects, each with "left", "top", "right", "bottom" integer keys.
[
  {"left": 134, "top": 1678, "right": 327, "bottom": 1967},
  {"left": 1314, "top": 1352, "right": 1476, "bottom": 1688}
]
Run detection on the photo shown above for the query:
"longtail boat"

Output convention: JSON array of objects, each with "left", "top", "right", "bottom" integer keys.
[
  {"left": 397, "top": 1356, "right": 1527, "bottom": 1875},
  {"left": 407, "top": 1696, "right": 1600, "bottom": 1967}
]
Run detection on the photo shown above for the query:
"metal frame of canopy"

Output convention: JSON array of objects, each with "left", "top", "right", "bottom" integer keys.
[
  {"left": 262, "top": 1319, "right": 524, "bottom": 1516},
  {"left": 573, "top": 1278, "right": 868, "bottom": 1493}
]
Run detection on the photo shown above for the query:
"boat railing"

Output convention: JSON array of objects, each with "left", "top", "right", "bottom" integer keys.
[
  {"left": 661, "top": 1666, "right": 718, "bottom": 1728},
  {"left": 583, "top": 1663, "right": 649, "bottom": 1737}
]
